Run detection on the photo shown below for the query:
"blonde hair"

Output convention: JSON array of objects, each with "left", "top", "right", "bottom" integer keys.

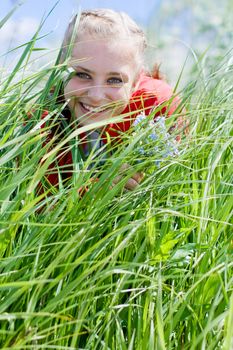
[{"left": 60, "top": 9, "right": 147, "bottom": 72}]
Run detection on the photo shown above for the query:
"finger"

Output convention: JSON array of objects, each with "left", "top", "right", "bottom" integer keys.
[
  {"left": 124, "top": 178, "right": 140, "bottom": 191},
  {"left": 112, "top": 175, "right": 122, "bottom": 185},
  {"left": 112, "top": 164, "right": 130, "bottom": 185},
  {"left": 120, "top": 163, "right": 130, "bottom": 172},
  {"left": 132, "top": 171, "right": 145, "bottom": 183},
  {"left": 120, "top": 164, "right": 144, "bottom": 182}
]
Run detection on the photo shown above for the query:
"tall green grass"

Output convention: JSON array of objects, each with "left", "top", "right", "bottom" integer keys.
[{"left": 0, "top": 7, "right": 232, "bottom": 350}]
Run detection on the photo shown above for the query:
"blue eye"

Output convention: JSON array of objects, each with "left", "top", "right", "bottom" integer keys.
[
  {"left": 108, "top": 77, "right": 123, "bottom": 85},
  {"left": 75, "top": 72, "right": 91, "bottom": 79}
]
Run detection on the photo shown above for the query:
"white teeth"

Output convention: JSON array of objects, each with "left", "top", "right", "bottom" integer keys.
[{"left": 81, "top": 103, "right": 106, "bottom": 113}]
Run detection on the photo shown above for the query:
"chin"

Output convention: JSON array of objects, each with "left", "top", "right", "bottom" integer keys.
[
  {"left": 77, "top": 116, "right": 107, "bottom": 128},
  {"left": 75, "top": 109, "right": 109, "bottom": 127}
]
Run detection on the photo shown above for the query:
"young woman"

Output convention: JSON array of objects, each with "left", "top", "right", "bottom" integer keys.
[{"left": 39, "top": 8, "right": 185, "bottom": 193}]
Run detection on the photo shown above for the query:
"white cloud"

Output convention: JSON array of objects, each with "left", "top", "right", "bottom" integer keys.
[
  {"left": 0, "top": 16, "right": 43, "bottom": 71},
  {"left": 0, "top": 17, "right": 40, "bottom": 48}
]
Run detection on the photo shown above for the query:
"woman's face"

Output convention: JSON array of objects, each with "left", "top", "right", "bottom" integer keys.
[{"left": 63, "top": 37, "right": 138, "bottom": 127}]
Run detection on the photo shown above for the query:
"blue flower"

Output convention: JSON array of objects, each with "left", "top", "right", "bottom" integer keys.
[
  {"left": 132, "top": 114, "right": 179, "bottom": 169},
  {"left": 133, "top": 113, "right": 147, "bottom": 126}
]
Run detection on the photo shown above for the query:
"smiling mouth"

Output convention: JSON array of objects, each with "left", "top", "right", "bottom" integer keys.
[{"left": 79, "top": 102, "right": 110, "bottom": 114}]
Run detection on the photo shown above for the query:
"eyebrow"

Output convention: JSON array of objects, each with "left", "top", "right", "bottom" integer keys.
[{"left": 74, "top": 65, "right": 128, "bottom": 78}]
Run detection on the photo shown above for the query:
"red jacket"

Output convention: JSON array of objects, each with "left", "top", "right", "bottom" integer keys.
[
  {"left": 104, "top": 73, "right": 181, "bottom": 140},
  {"left": 39, "top": 73, "right": 183, "bottom": 189}
]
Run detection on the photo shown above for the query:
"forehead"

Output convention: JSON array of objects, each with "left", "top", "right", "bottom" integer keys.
[{"left": 70, "top": 37, "right": 135, "bottom": 70}]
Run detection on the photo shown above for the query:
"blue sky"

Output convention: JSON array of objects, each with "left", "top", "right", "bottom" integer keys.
[
  {"left": 0, "top": 0, "right": 191, "bottom": 84},
  {"left": 1, "top": 0, "right": 160, "bottom": 48},
  {"left": 1, "top": 1, "right": 230, "bottom": 85}
]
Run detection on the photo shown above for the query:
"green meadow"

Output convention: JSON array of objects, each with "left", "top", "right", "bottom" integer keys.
[{"left": 0, "top": 3, "right": 232, "bottom": 349}]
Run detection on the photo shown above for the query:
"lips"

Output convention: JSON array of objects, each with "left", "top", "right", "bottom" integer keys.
[{"left": 79, "top": 102, "right": 109, "bottom": 114}]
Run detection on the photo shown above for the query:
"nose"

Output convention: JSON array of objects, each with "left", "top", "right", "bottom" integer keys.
[{"left": 87, "top": 84, "right": 107, "bottom": 103}]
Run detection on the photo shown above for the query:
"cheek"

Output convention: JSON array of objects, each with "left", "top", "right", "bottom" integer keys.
[
  {"left": 64, "top": 79, "right": 85, "bottom": 100},
  {"left": 110, "top": 88, "right": 133, "bottom": 115},
  {"left": 63, "top": 82, "right": 78, "bottom": 110},
  {"left": 111, "top": 84, "right": 133, "bottom": 103},
  {"left": 116, "top": 85, "right": 134, "bottom": 110},
  {"left": 64, "top": 81, "right": 73, "bottom": 101}
]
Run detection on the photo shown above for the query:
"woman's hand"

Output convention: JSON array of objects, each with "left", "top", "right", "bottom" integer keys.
[
  {"left": 112, "top": 163, "right": 144, "bottom": 191},
  {"left": 77, "top": 164, "right": 144, "bottom": 197}
]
